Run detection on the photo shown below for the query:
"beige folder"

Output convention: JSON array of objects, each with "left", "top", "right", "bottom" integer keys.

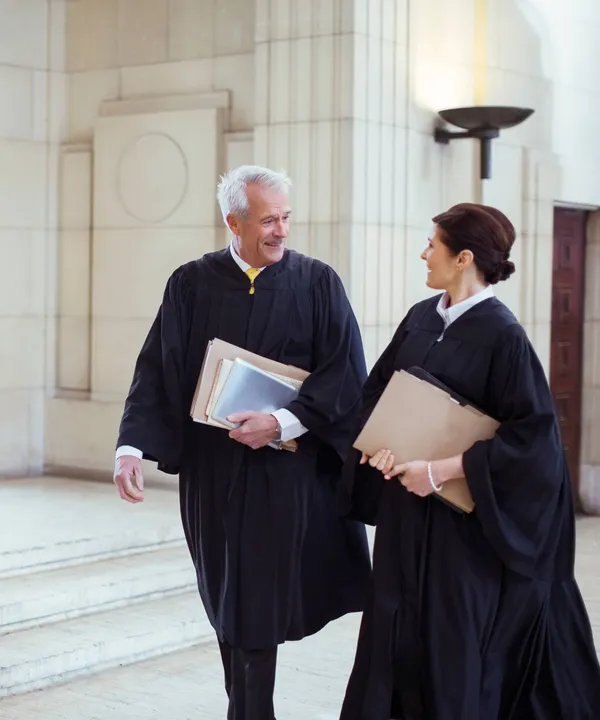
[
  {"left": 191, "top": 338, "right": 309, "bottom": 423},
  {"left": 353, "top": 369, "right": 500, "bottom": 513},
  {"left": 190, "top": 340, "right": 310, "bottom": 452}
]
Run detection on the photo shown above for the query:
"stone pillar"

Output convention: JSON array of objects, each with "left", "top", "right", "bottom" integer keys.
[
  {"left": 504, "top": 148, "right": 558, "bottom": 374},
  {"left": 254, "top": 0, "right": 409, "bottom": 366},
  {"left": 57, "top": 144, "right": 93, "bottom": 394},
  {"left": 580, "top": 211, "right": 600, "bottom": 514},
  {"left": 0, "top": 1, "right": 67, "bottom": 474}
]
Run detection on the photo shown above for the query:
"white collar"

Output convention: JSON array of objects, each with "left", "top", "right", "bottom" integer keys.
[
  {"left": 436, "top": 285, "right": 494, "bottom": 328},
  {"left": 229, "top": 240, "right": 265, "bottom": 273}
]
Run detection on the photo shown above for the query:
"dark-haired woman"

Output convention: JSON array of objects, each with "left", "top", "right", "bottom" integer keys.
[{"left": 339, "top": 203, "right": 600, "bottom": 719}]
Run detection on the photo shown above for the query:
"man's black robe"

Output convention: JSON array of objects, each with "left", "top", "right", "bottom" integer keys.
[
  {"left": 339, "top": 295, "right": 600, "bottom": 720},
  {"left": 117, "top": 248, "right": 371, "bottom": 650}
]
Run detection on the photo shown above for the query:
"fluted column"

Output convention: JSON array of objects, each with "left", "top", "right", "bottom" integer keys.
[{"left": 254, "top": 0, "right": 409, "bottom": 366}]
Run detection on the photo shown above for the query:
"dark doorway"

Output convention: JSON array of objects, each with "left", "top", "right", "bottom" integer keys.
[{"left": 550, "top": 207, "right": 587, "bottom": 507}]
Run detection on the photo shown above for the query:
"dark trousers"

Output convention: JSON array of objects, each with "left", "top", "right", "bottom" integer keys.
[{"left": 218, "top": 640, "right": 278, "bottom": 720}]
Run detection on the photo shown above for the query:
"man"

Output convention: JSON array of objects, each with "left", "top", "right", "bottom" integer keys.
[{"left": 114, "top": 165, "right": 371, "bottom": 719}]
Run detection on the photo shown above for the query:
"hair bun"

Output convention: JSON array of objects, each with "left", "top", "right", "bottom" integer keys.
[
  {"left": 499, "top": 259, "right": 516, "bottom": 281},
  {"left": 484, "top": 258, "right": 515, "bottom": 284}
]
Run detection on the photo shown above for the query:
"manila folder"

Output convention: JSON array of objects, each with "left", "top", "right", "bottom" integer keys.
[
  {"left": 191, "top": 338, "right": 310, "bottom": 424},
  {"left": 353, "top": 369, "right": 500, "bottom": 513}
]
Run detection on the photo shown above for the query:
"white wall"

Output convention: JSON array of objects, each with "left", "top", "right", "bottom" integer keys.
[
  {"left": 66, "top": 0, "right": 254, "bottom": 143},
  {"left": 399, "top": 0, "right": 600, "bottom": 375},
  {"left": 40, "top": 0, "right": 600, "bottom": 480},
  {"left": 0, "top": 0, "right": 67, "bottom": 474}
]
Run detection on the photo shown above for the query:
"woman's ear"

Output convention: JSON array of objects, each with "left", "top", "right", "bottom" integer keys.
[{"left": 457, "top": 249, "right": 474, "bottom": 269}]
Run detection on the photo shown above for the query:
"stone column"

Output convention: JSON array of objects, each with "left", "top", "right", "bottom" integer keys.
[
  {"left": 57, "top": 145, "right": 92, "bottom": 394},
  {"left": 254, "top": 0, "right": 409, "bottom": 366},
  {"left": 580, "top": 211, "right": 600, "bottom": 514},
  {"left": 253, "top": 0, "right": 512, "bottom": 367},
  {"left": 0, "top": 1, "right": 67, "bottom": 474}
]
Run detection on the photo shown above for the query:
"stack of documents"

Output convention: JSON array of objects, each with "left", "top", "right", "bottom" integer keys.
[
  {"left": 353, "top": 368, "right": 500, "bottom": 513},
  {"left": 191, "top": 339, "right": 310, "bottom": 451}
]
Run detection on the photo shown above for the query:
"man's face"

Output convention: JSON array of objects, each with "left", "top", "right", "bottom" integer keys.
[{"left": 227, "top": 183, "right": 291, "bottom": 267}]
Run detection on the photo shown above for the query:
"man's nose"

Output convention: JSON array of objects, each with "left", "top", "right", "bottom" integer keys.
[{"left": 274, "top": 221, "right": 288, "bottom": 238}]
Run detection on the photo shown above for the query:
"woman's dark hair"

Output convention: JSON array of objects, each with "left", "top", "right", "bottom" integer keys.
[{"left": 431, "top": 202, "right": 516, "bottom": 284}]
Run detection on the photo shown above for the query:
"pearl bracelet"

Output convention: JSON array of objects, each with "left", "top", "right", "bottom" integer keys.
[{"left": 427, "top": 461, "right": 442, "bottom": 492}]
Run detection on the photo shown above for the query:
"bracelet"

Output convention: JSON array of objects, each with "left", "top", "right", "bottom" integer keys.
[{"left": 427, "top": 462, "right": 442, "bottom": 492}]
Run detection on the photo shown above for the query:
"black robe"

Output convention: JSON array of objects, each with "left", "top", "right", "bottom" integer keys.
[
  {"left": 339, "top": 295, "right": 600, "bottom": 720},
  {"left": 117, "top": 248, "right": 371, "bottom": 650}
]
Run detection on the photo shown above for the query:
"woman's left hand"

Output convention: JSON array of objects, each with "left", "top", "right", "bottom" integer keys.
[{"left": 385, "top": 460, "right": 435, "bottom": 497}]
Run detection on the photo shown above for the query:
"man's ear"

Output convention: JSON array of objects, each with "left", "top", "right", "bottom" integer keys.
[{"left": 227, "top": 214, "right": 240, "bottom": 236}]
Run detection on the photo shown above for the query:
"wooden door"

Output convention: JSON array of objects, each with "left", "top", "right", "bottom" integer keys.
[{"left": 550, "top": 207, "right": 586, "bottom": 505}]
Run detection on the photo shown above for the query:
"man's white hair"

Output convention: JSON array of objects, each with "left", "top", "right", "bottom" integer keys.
[{"left": 216, "top": 165, "right": 292, "bottom": 224}]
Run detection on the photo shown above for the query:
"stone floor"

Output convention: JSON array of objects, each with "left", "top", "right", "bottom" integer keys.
[
  {"left": 0, "top": 476, "right": 185, "bottom": 576},
  {"left": 0, "top": 479, "right": 598, "bottom": 720},
  {"left": 0, "top": 617, "right": 360, "bottom": 720}
]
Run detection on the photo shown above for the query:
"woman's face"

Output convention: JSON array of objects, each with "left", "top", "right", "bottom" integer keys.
[{"left": 421, "top": 228, "right": 460, "bottom": 290}]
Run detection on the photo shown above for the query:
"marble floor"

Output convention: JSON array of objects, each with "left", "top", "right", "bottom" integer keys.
[{"left": 0, "top": 478, "right": 598, "bottom": 720}]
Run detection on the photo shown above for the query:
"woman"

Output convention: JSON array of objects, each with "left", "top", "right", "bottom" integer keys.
[{"left": 339, "top": 203, "right": 600, "bottom": 719}]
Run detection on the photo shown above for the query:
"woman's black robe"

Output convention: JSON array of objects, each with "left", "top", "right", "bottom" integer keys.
[
  {"left": 117, "top": 248, "right": 372, "bottom": 651},
  {"left": 340, "top": 294, "right": 600, "bottom": 720}
]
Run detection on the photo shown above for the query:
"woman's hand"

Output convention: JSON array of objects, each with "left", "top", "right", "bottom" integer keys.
[
  {"left": 361, "top": 452, "right": 435, "bottom": 496},
  {"left": 361, "top": 454, "right": 463, "bottom": 498},
  {"left": 386, "top": 460, "right": 435, "bottom": 497},
  {"left": 360, "top": 449, "right": 395, "bottom": 477}
]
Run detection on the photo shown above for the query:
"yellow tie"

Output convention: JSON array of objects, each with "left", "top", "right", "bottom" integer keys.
[{"left": 245, "top": 267, "right": 261, "bottom": 294}]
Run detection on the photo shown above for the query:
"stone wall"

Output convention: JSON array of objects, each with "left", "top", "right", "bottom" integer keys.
[
  {"left": 0, "top": 0, "right": 66, "bottom": 474},
  {"left": 23, "top": 0, "right": 600, "bottom": 492}
]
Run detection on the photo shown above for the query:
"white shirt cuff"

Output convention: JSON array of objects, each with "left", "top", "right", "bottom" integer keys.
[
  {"left": 116, "top": 445, "right": 143, "bottom": 460},
  {"left": 115, "top": 413, "right": 307, "bottom": 458},
  {"left": 271, "top": 409, "right": 308, "bottom": 443}
]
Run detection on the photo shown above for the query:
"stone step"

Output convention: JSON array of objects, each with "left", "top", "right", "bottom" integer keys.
[
  {"left": 0, "top": 546, "right": 197, "bottom": 634},
  {"left": 0, "top": 478, "right": 185, "bottom": 578},
  {"left": 0, "top": 531, "right": 186, "bottom": 579},
  {"left": 0, "top": 591, "right": 213, "bottom": 697}
]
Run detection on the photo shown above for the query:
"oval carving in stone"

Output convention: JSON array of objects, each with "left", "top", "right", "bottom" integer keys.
[{"left": 117, "top": 133, "right": 188, "bottom": 224}]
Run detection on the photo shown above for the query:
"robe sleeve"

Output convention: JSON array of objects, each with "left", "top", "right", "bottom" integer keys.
[
  {"left": 116, "top": 266, "right": 193, "bottom": 474},
  {"left": 462, "top": 322, "right": 568, "bottom": 578},
  {"left": 283, "top": 265, "right": 367, "bottom": 459},
  {"left": 337, "top": 308, "right": 416, "bottom": 524}
]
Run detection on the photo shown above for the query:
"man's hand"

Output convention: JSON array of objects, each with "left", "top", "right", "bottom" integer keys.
[
  {"left": 114, "top": 455, "right": 144, "bottom": 503},
  {"left": 227, "top": 412, "right": 279, "bottom": 450}
]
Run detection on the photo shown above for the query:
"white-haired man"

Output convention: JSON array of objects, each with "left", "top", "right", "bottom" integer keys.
[{"left": 114, "top": 165, "right": 371, "bottom": 719}]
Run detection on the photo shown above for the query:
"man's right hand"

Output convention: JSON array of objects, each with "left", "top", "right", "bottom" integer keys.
[{"left": 114, "top": 455, "right": 144, "bottom": 503}]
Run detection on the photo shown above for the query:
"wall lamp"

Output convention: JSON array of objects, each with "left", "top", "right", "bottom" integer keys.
[{"left": 433, "top": 106, "right": 535, "bottom": 180}]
